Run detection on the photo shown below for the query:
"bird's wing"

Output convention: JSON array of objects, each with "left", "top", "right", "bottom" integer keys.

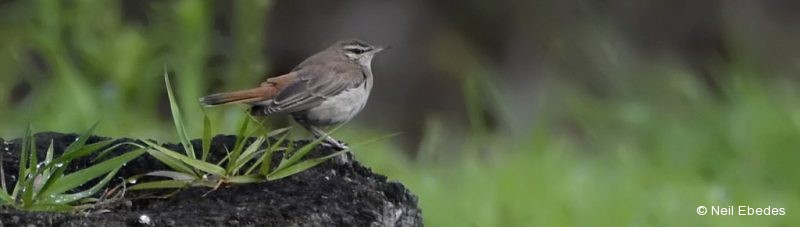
[
  {"left": 265, "top": 65, "right": 363, "bottom": 114},
  {"left": 261, "top": 72, "right": 296, "bottom": 91}
]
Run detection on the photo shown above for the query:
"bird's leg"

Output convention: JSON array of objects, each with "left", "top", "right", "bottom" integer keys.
[
  {"left": 305, "top": 125, "right": 348, "bottom": 150},
  {"left": 302, "top": 125, "right": 352, "bottom": 165}
]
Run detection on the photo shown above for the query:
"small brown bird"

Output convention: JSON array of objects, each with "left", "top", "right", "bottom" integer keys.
[{"left": 199, "top": 39, "right": 388, "bottom": 151}]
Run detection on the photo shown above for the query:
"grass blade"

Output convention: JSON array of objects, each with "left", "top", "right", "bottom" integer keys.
[
  {"left": 202, "top": 114, "right": 212, "bottom": 162},
  {"left": 123, "top": 170, "right": 195, "bottom": 189},
  {"left": 228, "top": 116, "right": 250, "bottom": 170},
  {"left": 226, "top": 175, "right": 263, "bottom": 184},
  {"left": 348, "top": 132, "right": 403, "bottom": 148},
  {"left": 164, "top": 69, "right": 196, "bottom": 159},
  {"left": 35, "top": 141, "right": 56, "bottom": 192},
  {"left": 27, "top": 133, "right": 38, "bottom": 174},
  {"left": 230, "top": 137, "right": 266, "bottom": 174},
  {"left": 63, "top": 121, "right": 99, "bottom": 154},
  {"left": 0, "top": 190, "right": 12, "bottom": 204},
  {"left": 0, "top": 152, "right": 8, "bottom": 203},
  {"left": 44, "top": 140, "right": 54, "bottom": 167},
  {"left": 54, "top": 140, "right": 115, "bottom": 165},
  {"left": 12, "top": 125, "right": 31, "bottom": 199},
  {"left": 22, "top": 129, "right": 37, "bottom": 207},
  {"left": 266, "top": 127, "right": 291, "bottom": 138},
  {"left": 21, "top": 175, "right": 36, "bottom": 207},
  {"left": 267, "top": 128, "right": 391, "bottom": 181},
  {"left": 247, "top": 113, "right": 270, "bottom": 136},
  {"left": 275, "top": 124, "right": 346, "bottom": 172},
  {"left": 143, "top": 170, "right": 197, "bottom": 180},
  {"left": 24, "top": 203, "right": 74, "bottom": 212},
  {"left": 0, "top": 147, "right": 10, "bottom": 204},
  {"left": 142, "top": 140, "right": 225, "bottom": 176},
  {"left": 37, "top": 140, "right": 117, "bottom": 196},
  {"left": 275, "top": 136, "right": 326, "bottom": 172},
  {"left": 42, "top": 168, "right": 120, "bottom": 204},
  {"left": 141, "top": 141, "right": 195, "bottom": 175},
  {"left": 257, "top": 131, "right": 289, "bottom": 175},
  {"left": 267, "top": 150, "right": 348, "bottom": 181},
  {"left": 39, "top": 149, "right": 145, "bottom": 198},
  {"left": 92, "top": 142, "right": 145, "bottom": 162},
  {"left": 129, "top": 180, "right": 191, "bottom": 190}
]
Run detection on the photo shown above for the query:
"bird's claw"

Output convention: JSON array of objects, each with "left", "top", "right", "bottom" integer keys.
[{"left": 322, "top": 141, "right": 352, "bottom": 165}]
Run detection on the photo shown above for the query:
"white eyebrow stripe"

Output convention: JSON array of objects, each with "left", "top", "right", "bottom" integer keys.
[{"left": 344, "top": 44, "right": 371, "bottom": 50}]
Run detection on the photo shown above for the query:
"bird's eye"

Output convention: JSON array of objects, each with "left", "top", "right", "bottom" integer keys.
[{"left": 348, "top": 48, "right": 365, "bottom": 54}]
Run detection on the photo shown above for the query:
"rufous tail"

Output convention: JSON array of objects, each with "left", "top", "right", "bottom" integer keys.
[{"left": 199, "top": 87, "right": 273, "bottom": 107}]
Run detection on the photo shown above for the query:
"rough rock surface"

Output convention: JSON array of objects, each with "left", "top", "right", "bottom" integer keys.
[{"left": 0, "top": 132, "right": 422, "bottom": 226}]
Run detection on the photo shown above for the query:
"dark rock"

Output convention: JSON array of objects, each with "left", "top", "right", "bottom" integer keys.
[{"left": 0, "top": 132, "right": 423, "bottom": 226}]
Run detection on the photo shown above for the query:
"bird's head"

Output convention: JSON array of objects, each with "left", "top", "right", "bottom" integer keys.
[{"left": 332, "top": 39, "right": 390, "bottom": 67}]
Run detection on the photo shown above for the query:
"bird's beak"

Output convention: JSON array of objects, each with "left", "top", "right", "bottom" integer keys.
[{"left": 375, "top": 45, "right": 392, "bottom": 53}]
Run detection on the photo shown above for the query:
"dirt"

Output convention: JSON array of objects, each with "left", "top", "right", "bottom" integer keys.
[{"left": 0, "top": 132, "right": 422, "bottom": 226}]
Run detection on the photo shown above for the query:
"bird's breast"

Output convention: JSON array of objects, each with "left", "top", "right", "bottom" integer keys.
[{"left": 300, "top": 86, "right": 371, "bottom": 126}]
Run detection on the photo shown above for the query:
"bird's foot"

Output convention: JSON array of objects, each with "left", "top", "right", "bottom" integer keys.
[
  {"left": 331, "top": 151, "right": 353, "bottom": 166},
  {"left": 322, "top": 141, "right": 352, "bottom": 165}
]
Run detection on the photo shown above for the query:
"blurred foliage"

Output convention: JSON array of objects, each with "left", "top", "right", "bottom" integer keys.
[
  {"left": 357, "top": 66, "right": 800, "bottom": 226},
  {"left": 1, "top": 0, "right": 799, "bottom": 226},
  {"left": 0, "top": 0, "right": 271, "bottom": 139}
]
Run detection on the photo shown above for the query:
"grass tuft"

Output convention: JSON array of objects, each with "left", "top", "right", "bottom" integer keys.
[{"left": 0, "top": 124, "right": 145, "bottom": 212}]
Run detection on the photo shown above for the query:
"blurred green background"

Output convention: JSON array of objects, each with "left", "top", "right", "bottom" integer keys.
[{"left": 1, "top": 0, "right": 799, "bottom": 226}]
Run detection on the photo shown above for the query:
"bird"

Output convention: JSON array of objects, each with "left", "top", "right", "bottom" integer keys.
[{"left": 199, "top": 39, "right": 388, "bottom": 153}]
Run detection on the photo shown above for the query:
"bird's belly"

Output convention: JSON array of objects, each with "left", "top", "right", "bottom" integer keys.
[{"left": 301, "top": 88, "right": 369, "bottom": 126}]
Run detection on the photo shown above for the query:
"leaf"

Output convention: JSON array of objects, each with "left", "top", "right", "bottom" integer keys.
[
  {"left": 267, "top": 150, "right": 348, "bottom": 181},
  {"left": 257, "top": 131, "right": 289, "bottom": 175},
  {"left": 228, "top": 116, "right": 251, "bottom": 170},
  {"left": 268, "top": 131, "right": 399, "bottom": 178},
  {"left": 35, "top": 141, "right": 55, "bottom": 192},
  {"left": 275, "top": 135, "right": 326, "bottom": 172},
  {"left": 24, "top": 203, "right": 74, "bottom": 212},
  {"left": 21, "top": 174, "right": 36, "bottom": 207},
  {"left": 63, "top": 121, "right": 100, "bottom": 154},
  {"left": 215, "top": 146, "right": 231, "bottom": 166},
  {"left": 266, "top": 127, "right": 291, "bottom": 138},
  {"left": 37, "top": 140, "right": 120, "bottom": 200},
  {"left": 141, "top": 141, "right": 195, "bottom": 175},
  {"left": 164, "top": 69, "right": 196, "bottom": 159},
  {"left": 202, "top": 114, "right": 212, "bottom": 162},
  {"left": 54, "top": 140, "right": 115, "bottom": 165},
  {"left": 0, "top": 152, "right": 8, "bottom": 199},
  {"left": 148, "top": 171, "right": 198, "bottom": 180},
  {"left": 92, "top": 142, "right": 145, "bottom": 162},
  {"left": 247, "top": 114, "right": 271, "bottom": 136},
  {"left": 226, "top": 175, "right": 264, "bottom": 184},
  {"left": 39, "top": 149, "right": 145, "bottom": 198},
  {"left": 12, "top": 125, "right": 31, "bottom": 199},
  {"left": 122, "top": 170, "right": 196, "bottom": 190},
  {"left": 128, "top": 180, "right": 191, "bottom": 190},
  {"left": 142, "top": 140, "right": 225, "bottom": 176},
  {"left": 0, "top": 190, "right": 12, "bottom": 205},
  {"left": 22, "top": 130, "right": 38, "bottom": 207},
  {"left": 35, "top": 165, "right": 67, "bottom": 200},
  {"left": 275, "top": 124, "right": 347, "bottom": 172},
  {"left": 349, "top": 132, "right": 404, "bottom": 149},
  {"left": 44, "top": 140, "right": 54, "bottom": 168},
  {"left": 230, "top": 137, "right": 266, "bottom": 174},
  {"left": 27, "top": 128, "right": 37, "bottom": 175},
  {"left": 42, "top": 168, "right": 120, "bottom": 204}
]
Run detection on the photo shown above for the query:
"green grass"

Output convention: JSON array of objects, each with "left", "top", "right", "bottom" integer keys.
[{"left": 0, "top": 124, "right": 145, "bottom": 212}]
